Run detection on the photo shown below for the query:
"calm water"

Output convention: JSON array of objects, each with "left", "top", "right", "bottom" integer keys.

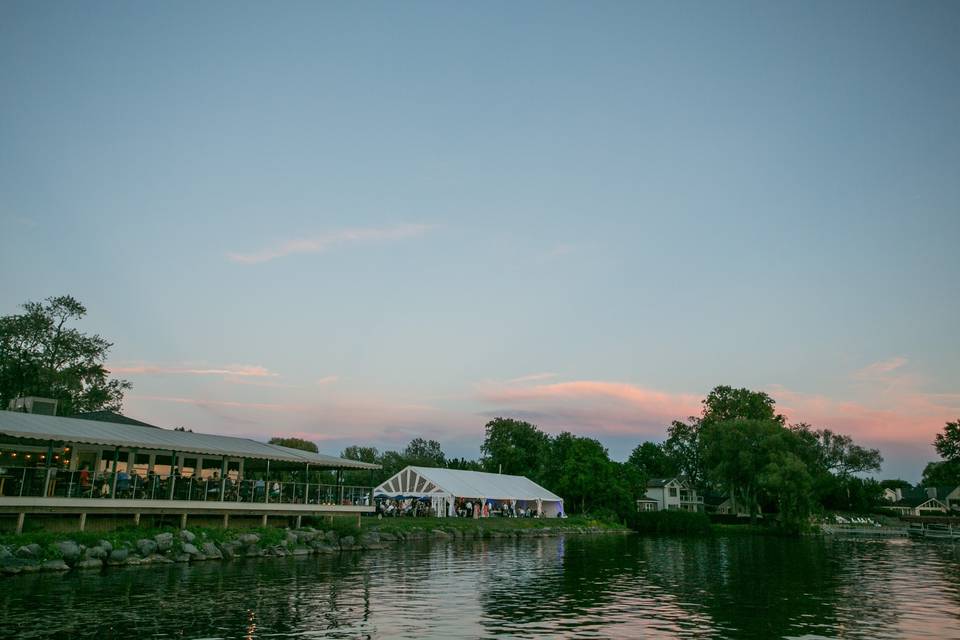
[{"left": 1, "top": 534, "right": 959, "bottom": 639}]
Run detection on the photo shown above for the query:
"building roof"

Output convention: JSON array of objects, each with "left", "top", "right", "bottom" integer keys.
[
  {"left": 374, "top": 466, "right": 562, "bottom": 502},
  {"left": 75, "top": 410, "right": 161, "bottom": 429},
  {"left": 647, "top": 477, "right": 684, "bottom": 488},
  {"left": 0, "top": 410, "right": 378, "bottom": 469}
]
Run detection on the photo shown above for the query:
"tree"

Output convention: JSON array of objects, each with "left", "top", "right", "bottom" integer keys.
[
  {"left": 446, "top": 457, "right": 483, "bottom": 471},
  {"left": 922, "top": 460, "right": 960, "bottom": 487},
  {"left": 934, "top": 419, "right": 960, "bottom": 461},
  {"left": 760, "top": 450, "right": 814, "bottom": 531},
  {"left": 269, "top": 437, "right": 318, "bottom": 453},
  {"left": 542, "top": 432, "right": 617, "bottom": 516},
  {"left": 701, "top": 385, "right": 785, "bottom": 427},
  {"left": 701, "top": 417, "right": 785, "bottom": 524},
  {"left": 627, "top": 441, "right": 678, "bottom": 478},
  {"left": 480, "top": 417, "right": 550, "bottom": 480},
  {"left": 0, "top": 295, "right": 131, "bottom": 415},
  {"left": 403, "top": 438, "right": 446, "bottom": 467},
  {"left": 664, "top": 418, "right": 704, "bottom": 489},
  {"left": 340, "top": 446, "right": 380, "bottom": 464}
]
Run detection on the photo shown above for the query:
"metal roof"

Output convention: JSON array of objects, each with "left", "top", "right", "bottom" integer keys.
[
  {"left": 374, "top": 466, "right": 562, "bottom": 502},
  {"left": 0, "top": 411, "right": 378, "bottom": 469}
]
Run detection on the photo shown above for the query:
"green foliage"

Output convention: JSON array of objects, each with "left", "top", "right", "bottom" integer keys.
[
  {"left": 879, "top": 478, "right": 913, "bottom": 491},
  {"left": 480, "top": 417, "right": 550, "bottom": 478},
  {"left": 268, "top": 437, "right": 319, "bottom": 453},
  {"left": 934, "top": 419, "right": 960, "bottom": 461},
  {"left": 627, "top": 441, "right": 678, "bottom": 478},
  {"left": 701, "top": 385, "right": 784, "bottom": 426},
  {"left": 0, "top": 295, "right": 131, "bottom": 415},
  {"left": 629, "top": 510, "right": 712, "bottom": 535},
  {"left": 664, "top": 418, "right": 704, "bottom": 489},
  {"left": 922, "top": 459, "right": 960, "bottom": 487},
  {"left": 403, "top": 438, "right": 446, "bottom": 467}
]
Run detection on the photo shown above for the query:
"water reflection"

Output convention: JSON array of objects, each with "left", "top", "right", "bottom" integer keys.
[{"left": 0, "top": 535, "right": 958, "bottom": 639}]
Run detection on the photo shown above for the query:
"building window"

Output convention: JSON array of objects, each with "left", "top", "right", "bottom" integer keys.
[{"left": 669, "top": 487, "right": 678, "bottom": 497}]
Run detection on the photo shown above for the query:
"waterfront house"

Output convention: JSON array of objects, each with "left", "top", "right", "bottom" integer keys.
[
  {"left": 373, "top": 466, "right": 564, "bottom": 517},
  {"left": 886, "top": 488, "right": 949, "bottom": 516},
  {"left": 0, "top": 409, "right": 380, "bottom": 533},
  {"left": 641, "top": 477, "right": 704, "bottom": 512},
  {"left": 924, "top": 486, "right": 960, "bottom": 512}
]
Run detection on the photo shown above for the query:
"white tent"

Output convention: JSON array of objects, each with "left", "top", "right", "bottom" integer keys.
[{"left": 373, "top": 466, "right": 564, "bottom": 517}]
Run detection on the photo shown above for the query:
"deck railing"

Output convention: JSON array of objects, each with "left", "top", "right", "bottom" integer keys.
[{"left": 0, "top": 466, "right": 372, "bottom": 506}]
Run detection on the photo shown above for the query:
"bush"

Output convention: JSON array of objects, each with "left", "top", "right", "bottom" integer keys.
[{"left": 629, "top": 510, "right": 712, "bottom": 534}]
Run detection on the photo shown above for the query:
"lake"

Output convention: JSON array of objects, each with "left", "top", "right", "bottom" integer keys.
[{"left": 1, "top": 533, "right": 959, "bottom": 639}]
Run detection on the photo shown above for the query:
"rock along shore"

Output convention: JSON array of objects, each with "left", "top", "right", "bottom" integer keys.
[{"left": 0, "top": 524, "right": 629, "bottom": 577}]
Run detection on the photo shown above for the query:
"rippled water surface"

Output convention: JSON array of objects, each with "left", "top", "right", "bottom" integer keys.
[{"left": 2, "top": 534, "right": 959, "bottom": 639}]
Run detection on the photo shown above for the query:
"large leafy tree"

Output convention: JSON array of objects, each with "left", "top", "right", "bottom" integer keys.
[
  {"left": 0, "top": 295, "right": 131, "bottom": 415},
  {"left": 627, "top": 441, "right": 678, "bottom": 478},
  {"left": 403, "top": 437, "right": 446, "bottom": 467},
  {"left": 701, "top": 417, "right": 785, "bottom": 524},
  {"left": 934, "top": 419, "right": 960, "bottom": 461},
  {"left": 480, "top": 417, "right": 550, "bottom": 480},
  {"left": 664, "top": 418, "right": 704, "bottom": 489},
  {"left": 269, "top": 437, "right": 318, "bottom": 453}
]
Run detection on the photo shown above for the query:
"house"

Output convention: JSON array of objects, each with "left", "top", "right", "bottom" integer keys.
[
  {"left": 886, "top": 488, "right": 949, "bottom": 516},
  {"left": 925, "top": 486, "right": 960, "bottom": 512},
  {"left": 640, "top": 477, "right": 704, "bottom": 512},
  {"left": 882, "top": 487, "right": 903, "bottom": 503}
]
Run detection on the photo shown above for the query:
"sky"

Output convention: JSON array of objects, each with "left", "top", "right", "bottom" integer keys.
[{"left": 1, "top": 1, "right": 958, "bottom": 481}]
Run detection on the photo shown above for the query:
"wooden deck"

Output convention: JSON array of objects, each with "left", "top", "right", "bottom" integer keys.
[{"left": 0, "top": 496, "right": 374, "bottom": 533}]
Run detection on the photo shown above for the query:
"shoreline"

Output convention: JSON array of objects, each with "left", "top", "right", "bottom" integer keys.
[{"left": 0, "top": 517, "right": 630, "bottom": 577}]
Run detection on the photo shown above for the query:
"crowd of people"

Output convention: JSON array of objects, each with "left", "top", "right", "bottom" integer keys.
[{"left": 376, "top": 496, "right": 548, "bottom": 518}]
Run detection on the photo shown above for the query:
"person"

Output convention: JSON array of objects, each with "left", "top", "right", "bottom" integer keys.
[
  {"left": 466, "top": 501, "right": 473, "bottom": 518},
  {"left": 79, "top": 465, "right": 91, "bottom": 493},
  {"left": 482, "top": 501, "right": 490, "bottom": 518}
]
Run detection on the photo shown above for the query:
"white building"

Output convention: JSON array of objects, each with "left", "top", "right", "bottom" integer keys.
[{"left": 639, "top": 477, "right": 704, "bottom": 512}]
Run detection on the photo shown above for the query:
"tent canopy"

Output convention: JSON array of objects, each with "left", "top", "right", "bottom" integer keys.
[{"left": 374, "top": 466, "right": 562, "bottom": 502}]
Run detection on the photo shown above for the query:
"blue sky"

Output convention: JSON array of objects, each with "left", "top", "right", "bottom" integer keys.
[{"left": 2, "top": 1, "right": 958, "bottom": 480}]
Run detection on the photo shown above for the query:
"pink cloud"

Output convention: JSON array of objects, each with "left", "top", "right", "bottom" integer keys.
[{"left": 227, "top": 223, "right": 434, "bottom": 264}]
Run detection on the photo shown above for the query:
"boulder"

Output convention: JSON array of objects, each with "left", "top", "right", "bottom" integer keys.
[
  {"left": 0, "top": 545, "right": 11, "bottom": 559},
  {"left": 180, "top": 529, "right": 196, "bottom": 544},
  {"left": 377, "top": 532, "right": 397, "bottom": 542},
  {"left": 359, "top": 532, "right": 384, "bottom": 550},
  {"left": 285, "top": 531, "right": 298, "bottom": 546},
  {"left": 172, "top": 553, "right": 191, "bottom": 563},
  {"left": 324, "top": 530, "right": 339, "bottom": 545},
  {"left": 98, "top": 540, "right": 113, "bottom": 553},
  {"left": 290, "top": 546, "right": 311, "bottom": 556},
  {"left": 146, "top": 554, "right": 173, "bottom": 565},
  {"left": 295, "top": 530, "right": 317, "bottom": 543},
  {"left": 431, "top": 529, "right": 450, "bottom": 539},
  {"left": 55, "top": 540, "right": 82, "bottom": 565},
  {"left": 339, "top": 535, "right": 356, "bottom": 551},
  {"left": 85, "top": 545, "right": 107, "bottom": 560},
  {"left": 201, "top": 542, "right": 222, "bottom": 560},
  {"left": 75, "top": 558, "right": 103, "bottom": 570},
  {"left": 238, "top": 533, "right": 260, "bottom": 546},
  {"left": 136, "top": 539, "right": 158, "bottom": 557},
  {"left": 220, "top": 542, "right": 241, "bottom": 560},
  {"left": 16, "top": 544, "right": 41, "bottom": 559},
  {"left": 41, "top": 559, "right": 71, "bottom": 572},
  {"left": 107, "top": 549, "right": 129, "bottom": 565},
  {"left": 125, "top": 556, "right": 143, "bottom": 566},
  {"left": 310, "top": 540, "right": 335, "bottom": 554},
  {"left": 181, "top": 543, "right": 200, "bottom": 556},
  {"left": 154, "top": 532, "right": 174, "bottom": 552}
]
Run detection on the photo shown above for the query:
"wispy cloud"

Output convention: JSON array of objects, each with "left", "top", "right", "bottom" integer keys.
[
  {"left": 505, "top": 372, "right": 558, "bottom": 384},
  {"left": 227, "top": 223, "right": 434, "bottom": 264},
  {"left": 110, "top": 363, "right": 278, "bottom": 378},
  {"left": 854, "top": 357, "right": 908, "bottom": 379},
  {"left": 316, "top": 375, "right": 339, "bottom": 385}
]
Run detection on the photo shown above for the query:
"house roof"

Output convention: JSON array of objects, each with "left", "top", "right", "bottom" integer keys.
[
  {"left": 896, "top": 491, "right": 947, "bottom": 508},
  {"left": 0, "top": 410, "right": 379, "bottom": 469},
  {"left": 374, "top": 466, "right": 562, "bottom": 502},
  {"left": 647, "top": 477, "right": 683, "bottom": 488}
]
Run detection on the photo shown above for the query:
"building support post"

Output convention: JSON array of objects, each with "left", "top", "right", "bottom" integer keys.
[
  {"left": 261, "top": 514, "right": 268, "bottom": 527},
  {"left": 110, "top": 447, "right": 120, "bottom": 498},
  {"left": 295, "top": 515, "right": 302, "bottom": 529},
  {"left": 79, "top": 513, "right": 86, "bottom": 532},
  {"left": 133, "top": 512, "right": 141, "bottom": 527},
  {"left": 169, "top": 451, "right": 178, "bottom": 500},
  {"left": 264, "top": 460, "right": 270, "bottom": 503},
  {"left": 222, "top": 513, "right": 229, "bottom": 528},
  {"left": 180, "top": 513, "right": 188, "bottom": 530},
  {"left": 15, "top": 512, "right": 25, "bottom": 534},
  {"left": 220, "top": 456, "right": 227, "bottom": 502}
]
